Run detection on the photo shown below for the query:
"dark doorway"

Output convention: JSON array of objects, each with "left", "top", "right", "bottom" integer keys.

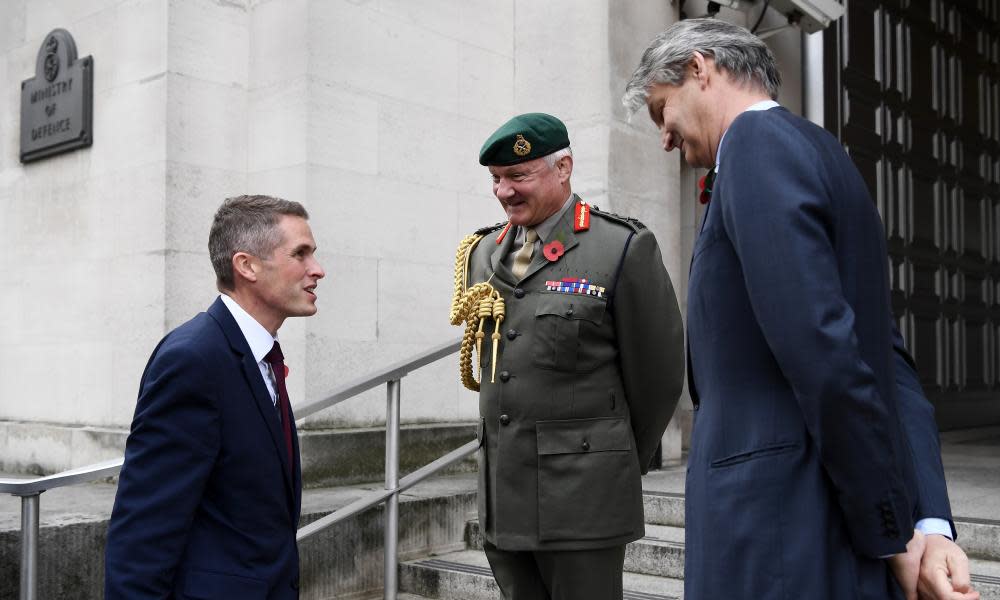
[{"left": 825, "top": 0, "right": 1000, "bottom": 429}]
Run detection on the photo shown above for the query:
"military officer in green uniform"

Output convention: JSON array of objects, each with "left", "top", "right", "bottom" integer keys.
[{"left": 449, "top": 113, "right": 685, "bottom": 599}]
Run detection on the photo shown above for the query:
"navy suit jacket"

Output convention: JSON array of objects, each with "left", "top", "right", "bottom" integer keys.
[
  {"left": 684, "top": 107, "right": 953, "bottom": 599},
  {"left": 106, "top": 298, "right": 301, "bottom": 599}
]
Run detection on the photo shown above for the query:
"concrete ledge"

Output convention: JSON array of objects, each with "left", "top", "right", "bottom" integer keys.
[
  {"left": 642, "top": 490, "right": 684, "bottom": 528},
  {"left": 0, "top": 420, "right": 477, "bottom": 489},
  {"left": 0, "top": 421, "right": 126, "bottom": 475},
  {"left": 300, "top": 423, "right": 477, "bottom": 488}
]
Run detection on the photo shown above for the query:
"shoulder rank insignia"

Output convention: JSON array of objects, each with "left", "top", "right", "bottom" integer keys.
[
  {"left": 495, "top": 222, "right": 512, "bottom": 244},
  {"left": 475, "top": 221, "right": 506, "bottom": 236},
  {"left": 574, "top": 201, "right": 590, "bottom": 232},
  {"left": 591, "top": 207, "right": 646, "bottom": 231}
]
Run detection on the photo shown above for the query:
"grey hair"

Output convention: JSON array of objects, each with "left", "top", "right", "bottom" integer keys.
[
  {"left": 209, "top": 194, "right": 309, "bottom": 291},
  {"left": 542, "top": 146, "right": 573, "bottom": 168},
  {"left": 622, "top": 18, "right": 781, "bottom": 115}
]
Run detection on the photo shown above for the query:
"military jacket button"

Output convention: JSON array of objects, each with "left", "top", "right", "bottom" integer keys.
[
  {"left": 513, "top": 288, "right": 525, "bottom": 298},
  {"left": 499, "top": 414, "right": 511, "bottom": 426},
  {"left": 499, "top": 371, "right": 511, "bottom": 382},
  {"left": 506, "top": 329, "right": 518, "bottom": 340},
  {"left": 565, "top": 308, "right": 574, "bottom": 317},
  {"left": 581, "top": 440, "right": 590, "bottom": 451}
]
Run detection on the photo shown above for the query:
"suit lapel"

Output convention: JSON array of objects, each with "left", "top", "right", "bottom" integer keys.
[{"left": 207, "top": 299, "right": 298, "bottom": 506}]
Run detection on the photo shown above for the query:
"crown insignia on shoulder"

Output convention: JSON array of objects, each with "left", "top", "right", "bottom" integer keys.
[
  {"left": 590, "top": 206, "right": 646, "bottom": 231},
  {"left": 474, "top": 221, "right": 507, "bottom": 236}
]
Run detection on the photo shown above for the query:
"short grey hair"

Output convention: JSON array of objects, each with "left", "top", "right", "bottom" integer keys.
[
  {"left": 209, "top": 194, "right": 309, "bottom": 291},
  {"left": 622, "top": 18, "right": 781, "bottom": 115},
  {"left": 542, "top": 146, "right": 573, "bottom": 168}
]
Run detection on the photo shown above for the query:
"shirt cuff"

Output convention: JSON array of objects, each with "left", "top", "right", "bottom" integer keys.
[{"left": 916, "top": 517, "right": 953, "bottom": 540}]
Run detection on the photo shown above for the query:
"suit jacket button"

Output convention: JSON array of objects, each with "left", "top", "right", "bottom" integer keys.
[
  {"left": 499, "top": 414, "right": 510, "bottom": 426},
  {"left": 291, "top": 578, "right": 299, "bottom": 590},
  {"left": 513, "top": 288, "right": 525, "bottom": 298},
  {"left": 507, "top": 329, "right": 518, "bottom": 340},
  {"left": 581, "top": 440, "right": 590, "bottom": 451},
  {"left": 565, "top": 308, "right": 574, "bottom": 317},
  {"left": 499, "top": 371, "right": 511, "bottom": 382}
]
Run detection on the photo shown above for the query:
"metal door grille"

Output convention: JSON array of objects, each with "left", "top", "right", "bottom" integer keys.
[{"left": 825, "top": 0, "right": 1000, "bottom": 428}]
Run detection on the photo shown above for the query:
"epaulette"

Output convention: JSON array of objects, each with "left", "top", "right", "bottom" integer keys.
[
  {"left": 589, "top": 206, "right": 646, "bottom": 231},
  {"left": 474, "top": 221, "right": 507, "bottom": 236}
]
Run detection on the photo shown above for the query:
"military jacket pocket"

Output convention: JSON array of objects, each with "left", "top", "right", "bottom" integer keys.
[
  {"left": 535, "top": 417, "right": 641, "bottom": 541},
  {"left": 532, "top": 293, "right": 609, "bottom": 373}
]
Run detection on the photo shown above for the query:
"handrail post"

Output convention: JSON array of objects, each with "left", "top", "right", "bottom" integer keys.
[
  {"left": 19, "top": 493, "right": 40, "bottom": 600},
  {"left": 384, "top": 378, "right": 401, "bottom": 600}
]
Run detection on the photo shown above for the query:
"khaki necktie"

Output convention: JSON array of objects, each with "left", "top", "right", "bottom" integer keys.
[{"left": 511, "top": 228, "right": 538, "bottom": 279}]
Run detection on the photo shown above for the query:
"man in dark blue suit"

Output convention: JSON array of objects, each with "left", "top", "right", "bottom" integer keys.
[
  {"left": 105, "top": 195, "right": 326, "bottom": 599},
  {"left": 623, "top": 19, "right": 978, "bottom": 600}
]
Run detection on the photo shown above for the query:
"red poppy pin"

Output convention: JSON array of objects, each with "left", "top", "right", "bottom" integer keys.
[
  {"left": 698, "top": 167, "right": 717, "bottom": 205},
  {"left": 543, "top": 240, "right": 565, "bottom": 262},
  {"left": 284, "top": 365, "right": 290, "bottom": 378}
]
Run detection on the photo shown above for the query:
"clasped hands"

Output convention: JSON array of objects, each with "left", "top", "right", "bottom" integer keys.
[{"left": 888, "top": 530, "right": 979, "bottom": 600}]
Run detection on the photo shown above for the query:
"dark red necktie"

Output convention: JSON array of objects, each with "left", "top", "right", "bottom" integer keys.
[{"left": 264, "top": 342, "right": 294, "bottom": 468}]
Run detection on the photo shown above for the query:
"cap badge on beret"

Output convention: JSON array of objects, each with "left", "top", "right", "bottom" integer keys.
[
  {"left": 478, "top": 112, "right": 569, "bottom": 166},
  {"left": 513, "top": 134, "right": 531, "bottom": 157}
]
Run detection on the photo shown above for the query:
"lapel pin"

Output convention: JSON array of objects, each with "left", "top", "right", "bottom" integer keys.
[{"left": 543, "top": 240, "right": 565, "bottom": 262}]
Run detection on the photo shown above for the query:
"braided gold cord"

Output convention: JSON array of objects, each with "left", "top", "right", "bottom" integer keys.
[
  {"left": 450, "top": 233, "right": 506, "bottom": 391},
  {"left": 450, "top": 235, "right": 483, "bottom": 325}
]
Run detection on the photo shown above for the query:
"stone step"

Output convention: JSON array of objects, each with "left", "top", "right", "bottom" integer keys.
[
  {"left": 398, "top": 548, "right": 685, "bottom": 600},
  {"left": 463, "top": 520, "right": 685, "bottom": 579},
  {"left": 642, "top": 490, "right": 1000, "bottom": 562},
  {"left": 970, "top": 558, "right": 1000, "bottom": 598},
  {"left": 0, "top": 473, "right": 479, "bottom": 600},
  {"left": 463, "top": 518, "right": 1000, "bottom": 599}
]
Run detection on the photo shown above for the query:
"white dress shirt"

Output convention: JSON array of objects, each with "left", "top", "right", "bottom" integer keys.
[{"left": 219, "top": 294, "right": 279, "bottom": 407}]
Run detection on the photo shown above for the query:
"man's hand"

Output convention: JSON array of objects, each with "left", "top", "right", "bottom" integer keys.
[
  {"left": 889, "top": 529, "right": 926, "bottom": 600},
  {"left": 917, "top": 534, "right": 979, "bottom": 600}
]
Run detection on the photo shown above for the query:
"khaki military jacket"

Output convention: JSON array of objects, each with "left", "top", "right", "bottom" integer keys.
[{"left": 467, "top": 196, "right": 684, "bottom": 551}]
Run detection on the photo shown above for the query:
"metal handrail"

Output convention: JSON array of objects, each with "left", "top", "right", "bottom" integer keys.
[
  {"left": 297, "top": 438, "right": 479, "bottom": 542},
  {"left": 1, "top": 336, "right": 466, "bottom": 600},
  {"left": 0, "top": 457, "right": 124, "bottom": 496},
  {"left": 296, "top": 337, "right": 462, "bottom": 418}
]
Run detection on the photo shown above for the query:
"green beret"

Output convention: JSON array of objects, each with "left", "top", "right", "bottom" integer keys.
[{"left": 478, "top": 113, "right": 570, "bottom": 166}]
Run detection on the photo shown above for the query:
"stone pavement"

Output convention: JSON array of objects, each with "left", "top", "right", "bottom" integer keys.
[{"left": 1, "top": 427, "right": 998, "bottom": 599}]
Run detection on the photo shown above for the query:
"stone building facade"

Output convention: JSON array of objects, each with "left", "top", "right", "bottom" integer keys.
[{"left": 0, "top": 0, "right": 804, "bottom": 473}]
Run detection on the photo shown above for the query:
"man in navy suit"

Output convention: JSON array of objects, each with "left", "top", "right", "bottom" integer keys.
[
  {"left": 623, "top": 19, "right": 978, "bottom": 600},
  {"left": 105, "top": 195, "right": 325, "bottom": 599}
]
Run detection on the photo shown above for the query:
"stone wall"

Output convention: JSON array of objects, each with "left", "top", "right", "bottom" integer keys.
[{"left": 0, "top": 0, "right": 806, "bottom": 472}]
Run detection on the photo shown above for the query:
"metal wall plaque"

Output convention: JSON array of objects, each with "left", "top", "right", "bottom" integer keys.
[{"left": 20, "top": 29, "right": 93, "bottom": 163}]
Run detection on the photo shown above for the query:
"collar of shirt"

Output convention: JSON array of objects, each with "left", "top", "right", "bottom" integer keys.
[
  {"left": 219, "top": 293, "right": 278, "bottom": 363},
  {"left": 715, "top": 99, "right": 780, "bottom": 173},
  {"left": 513, "top": 192, "right": 576, "bottom": 246}
]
